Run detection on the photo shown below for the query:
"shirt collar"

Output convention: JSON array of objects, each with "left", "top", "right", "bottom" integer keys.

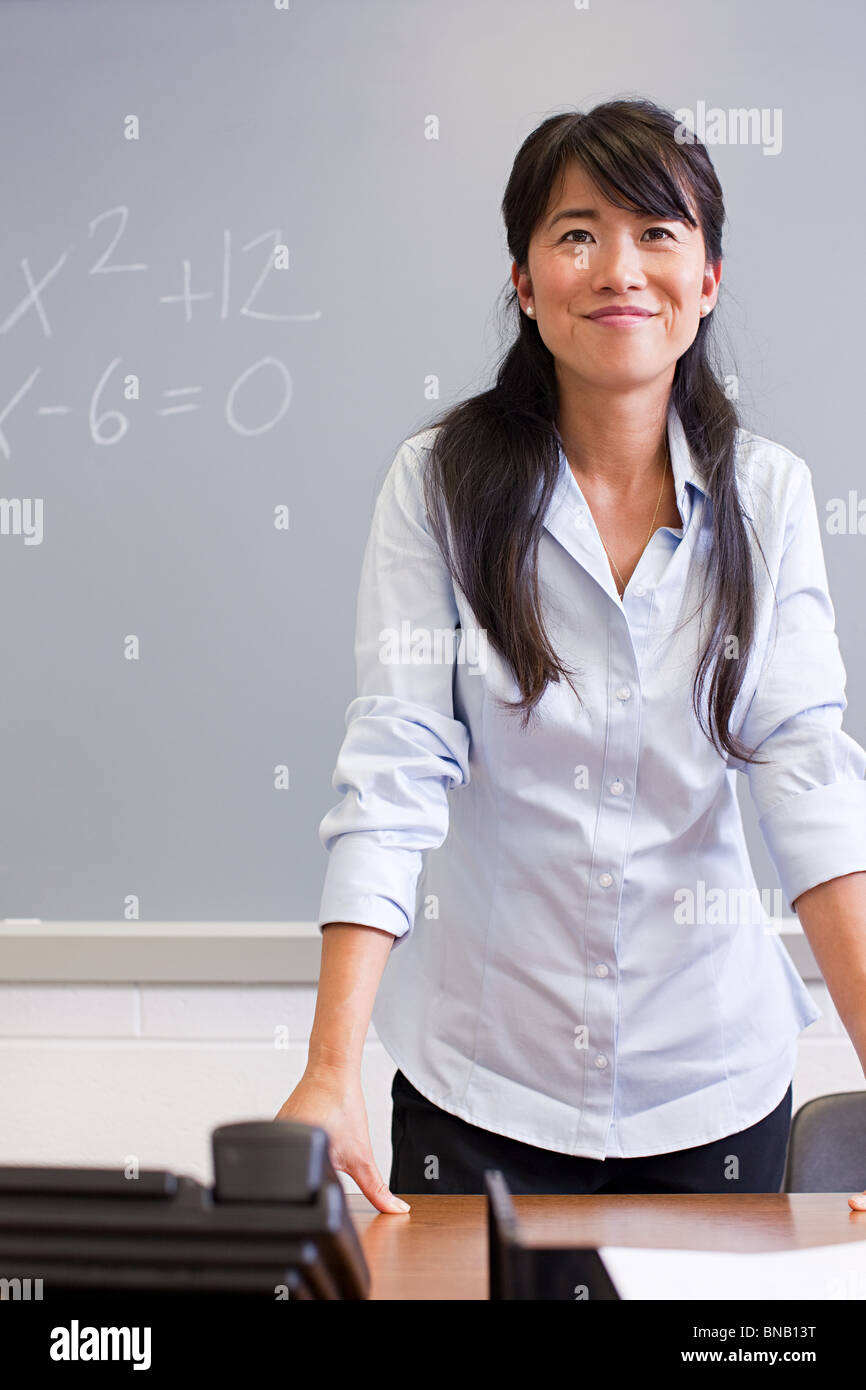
[{"left": 666, "top": 402, "right": 708, "bottom": 511}]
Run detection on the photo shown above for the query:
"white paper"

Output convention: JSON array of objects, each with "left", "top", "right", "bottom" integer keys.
[{"left": 597, "top": 1239, "right": 866, "bottom": 1299}]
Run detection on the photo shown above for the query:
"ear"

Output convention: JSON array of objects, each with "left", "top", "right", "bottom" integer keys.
[{"left": 701, "top": 258, "right": 722, "bottom": 311}]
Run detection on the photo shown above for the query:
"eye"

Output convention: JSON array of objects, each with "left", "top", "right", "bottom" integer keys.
[{"left": 561, "top": 226, "right": 677, "bottom": 245}]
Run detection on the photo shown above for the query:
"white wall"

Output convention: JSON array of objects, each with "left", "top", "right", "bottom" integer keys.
[{"left": 0, "top": 973, "right": 862, "bottom": 1192}]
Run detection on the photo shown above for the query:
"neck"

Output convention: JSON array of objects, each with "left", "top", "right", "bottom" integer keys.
[{"left": 555, "top": 375, "right": 673, "bottom": 500}]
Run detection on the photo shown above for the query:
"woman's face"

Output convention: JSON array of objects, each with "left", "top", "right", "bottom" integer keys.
[{"left": 511, "top": 160, "right": 722, "bottom": 393}]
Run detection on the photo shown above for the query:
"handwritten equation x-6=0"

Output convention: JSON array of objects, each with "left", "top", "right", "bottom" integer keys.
[{"left": 0, "top": 204, "right": 322, "bottom": 460}]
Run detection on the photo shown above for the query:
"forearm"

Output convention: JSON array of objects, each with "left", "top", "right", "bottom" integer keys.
[
  {"left": 306, "top": 921, "right": 396, "bottom": 1073},
  {"left": 793, "top": 871, "right": 866, "bottom": 1072}
]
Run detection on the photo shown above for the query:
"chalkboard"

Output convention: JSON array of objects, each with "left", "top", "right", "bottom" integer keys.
[{"left": 0, "top": 0, "right": 862, "bottom": 927}]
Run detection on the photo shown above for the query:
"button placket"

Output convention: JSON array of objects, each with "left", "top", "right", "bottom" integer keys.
[{"left": 578, "top": 645, "right": 640, "bottom": 1155}]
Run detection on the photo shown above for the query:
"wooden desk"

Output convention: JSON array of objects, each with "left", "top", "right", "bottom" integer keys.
[{"left": 347, "top": 1193, "right": 866, "bottom": 1300}]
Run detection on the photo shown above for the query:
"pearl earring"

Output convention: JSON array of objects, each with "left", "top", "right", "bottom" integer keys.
[
  {"left": 700, "top": 305, "right": 709, "bottom": 316},
  {"left": 526, "top": 305, "right": 535, "bottom": 317}
]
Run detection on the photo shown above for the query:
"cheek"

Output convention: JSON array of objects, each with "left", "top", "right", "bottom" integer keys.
[
  {"left": 548, "top": 250, "right": 591, "bottom": 290},
  {"left": 664, "top": 262, "right": 704, "bottom": 305},
  {"left": 658, "top": 274, "right": 701, "bottom": 325}
]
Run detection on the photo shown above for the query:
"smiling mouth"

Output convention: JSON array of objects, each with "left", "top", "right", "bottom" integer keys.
[
  {"left": 587, "top": 306, "right": 655, "bottom": 318},
  {"left": 586, "top": 311, "right": 656, "bottom": 326}
]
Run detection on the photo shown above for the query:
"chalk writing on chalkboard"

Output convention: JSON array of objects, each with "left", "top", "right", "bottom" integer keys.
[{"left": 0, "top": 204, "right": 323, "bottom": 459}]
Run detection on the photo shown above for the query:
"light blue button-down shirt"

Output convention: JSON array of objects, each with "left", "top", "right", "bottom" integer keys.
[{"left": 316, "top": 402, "right": 866, "bottom": 1159}]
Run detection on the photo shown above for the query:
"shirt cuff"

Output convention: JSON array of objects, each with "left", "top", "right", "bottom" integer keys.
[
  {"left": 316, "top": 834, "right": 422, "bottom": 942},
  {"left": 758, "top": 779, "right": 866, "bottom": 913}
]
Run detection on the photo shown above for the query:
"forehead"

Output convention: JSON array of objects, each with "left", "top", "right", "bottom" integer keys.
[
  {"left": 550, "top": 161, "right": 600, "bottom": 200},
  {"left": 542, "top": 159, "right": 696, "bottom": 227}
]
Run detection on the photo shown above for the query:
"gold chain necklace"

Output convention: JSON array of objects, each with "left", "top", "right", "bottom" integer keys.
[{"left": 593, "top": 441, "right": 669, "bottom": 598}]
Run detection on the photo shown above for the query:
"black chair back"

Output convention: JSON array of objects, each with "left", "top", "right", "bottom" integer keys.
[{"left": 783, "top": 1092, "right": 866, "bottom": 1192}]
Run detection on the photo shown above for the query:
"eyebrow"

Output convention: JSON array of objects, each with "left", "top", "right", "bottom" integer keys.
[{"left": 545, "top": 206, "right": 689, "bottom": 230}]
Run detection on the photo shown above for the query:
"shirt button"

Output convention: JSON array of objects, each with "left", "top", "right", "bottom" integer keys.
[
  {"left": 615, "top": 686, "right": 631, "bottom": 701},
  {"left": 594, "top": 963, "right": 609, "bottom": 977},
  {"left": 610, "top": 780, "right": 624, "bottom": 796},
  {"left": 594, "top": 1055, "right": 608, "bottom": 1069},
  {"left": 598, "top": 872, "right": 613, "bottom": 888},
  {"left": 632, "top": 584, "right": 646, "bottom": 596}
]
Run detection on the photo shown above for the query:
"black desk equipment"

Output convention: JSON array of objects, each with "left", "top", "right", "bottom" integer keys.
[
  {"left": 0, "top": 1120, "right": 370, "bottom": 1299},
  {"left": 485, "top": 1169, "right": 621, "bottom": 1300}
]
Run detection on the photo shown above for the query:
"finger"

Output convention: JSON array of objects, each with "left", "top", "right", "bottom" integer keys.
[
  {"left": 348, "top": 1158, "right": 411, "bottom": 1214},
  {"left": 848, "top": 1191, "right": 866, "bottom": 1210}
]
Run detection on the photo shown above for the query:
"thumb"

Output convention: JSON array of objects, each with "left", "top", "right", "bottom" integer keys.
[{"left": 349, "top": 1157, "right": 411, "bottom": 1214}]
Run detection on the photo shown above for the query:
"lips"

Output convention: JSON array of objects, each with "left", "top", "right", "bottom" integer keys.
[{"left": 587, "top": 307, "right": 654, "bottom": 319}]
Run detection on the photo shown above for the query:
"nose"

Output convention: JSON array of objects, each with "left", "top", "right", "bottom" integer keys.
[{"left": 588, "top": 234, "right": 647, "bottom": 296}]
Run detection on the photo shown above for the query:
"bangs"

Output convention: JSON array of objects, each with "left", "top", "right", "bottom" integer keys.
[{"left": 555, "top": 126, "right": 699, "bottom": 228}]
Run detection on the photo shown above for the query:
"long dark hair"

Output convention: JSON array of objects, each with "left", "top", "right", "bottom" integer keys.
[{"left": 417, "top": 97, "right": 769, "bottom": 766}]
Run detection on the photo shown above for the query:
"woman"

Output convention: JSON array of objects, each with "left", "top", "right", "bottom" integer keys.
[{"left": 278, "top": 99, "right": 866, "bottom": 1208}]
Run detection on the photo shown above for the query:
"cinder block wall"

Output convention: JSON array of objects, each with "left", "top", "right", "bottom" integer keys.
[{"left": 0, "top": 976, "right": 862, "bottom": 1192}]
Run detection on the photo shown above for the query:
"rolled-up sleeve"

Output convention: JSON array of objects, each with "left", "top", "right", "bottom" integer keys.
[
  {"left": 736, "top": 459, "right": 866, "bottom": 912},
  {"left": 316, "top": 439, "right": 471, "bottom": 944}
]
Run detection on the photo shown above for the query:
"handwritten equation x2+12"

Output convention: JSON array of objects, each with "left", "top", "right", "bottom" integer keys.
[{"left": 0, "top": 205, "right": 323, "bottom": 460}]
